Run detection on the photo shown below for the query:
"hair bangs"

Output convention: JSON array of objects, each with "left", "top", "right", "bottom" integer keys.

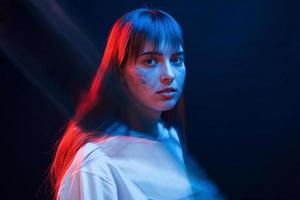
[{"left": 124, "top": 9, "right": 184, "bottom": 65}]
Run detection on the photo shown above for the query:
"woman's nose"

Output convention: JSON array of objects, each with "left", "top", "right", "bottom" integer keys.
[{"left": 160, "top": 61, "right": 175, "bottom": 84}]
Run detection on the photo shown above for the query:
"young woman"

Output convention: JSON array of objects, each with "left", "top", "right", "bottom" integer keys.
[{"left": 50, "top": 8, "right": 224, "bottom": 200}]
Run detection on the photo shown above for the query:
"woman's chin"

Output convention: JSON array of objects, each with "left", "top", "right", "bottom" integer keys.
[{"left": 156, "top": 101, "right": 177, "bottom": 111}]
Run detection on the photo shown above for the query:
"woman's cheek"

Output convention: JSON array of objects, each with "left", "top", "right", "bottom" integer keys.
[
  {"left": 130, "top": 68, "right": 152, "bottom": 95},
  {"left": 176, "top": 67, "right": 186, "bottom": 91}
]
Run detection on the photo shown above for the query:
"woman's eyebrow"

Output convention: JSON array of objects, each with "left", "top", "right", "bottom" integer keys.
[
  {"left": 138, "top": 51, "right": 162, "bottom": 57},
  {"left": 138, "top": 51, "right": 184, "bottom": 57},
  {"left": 173, "top": 51, "right": 184, "bottom": 57}
]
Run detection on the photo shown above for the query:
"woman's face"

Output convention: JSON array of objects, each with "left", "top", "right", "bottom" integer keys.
[{"left": 123, "top": 41, "right": 186, "bottom": 112}]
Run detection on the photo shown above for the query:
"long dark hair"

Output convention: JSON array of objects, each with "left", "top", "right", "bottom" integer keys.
[{"left": 49, "top": 8, "right": 186, "bottom": 199}]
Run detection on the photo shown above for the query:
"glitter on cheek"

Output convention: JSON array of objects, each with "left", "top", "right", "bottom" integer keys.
[{"left": 128, "top": 67, "right": 152, "bottom": 95}]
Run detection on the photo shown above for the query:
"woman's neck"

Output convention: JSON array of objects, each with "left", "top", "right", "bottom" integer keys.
[{"left": 120, "top": 102, "right": 161, "bottom": 139}]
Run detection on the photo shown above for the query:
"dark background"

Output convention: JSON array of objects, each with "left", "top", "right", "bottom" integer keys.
[{"left": 1, "top": 0, "right": 300, "bottom": 199}]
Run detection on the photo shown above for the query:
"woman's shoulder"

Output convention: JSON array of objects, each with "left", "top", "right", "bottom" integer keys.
[
  {"left": 61, "top": 140, "right": 113, "bottom": 182},
  {"left": 58, "top": 141, "right": 118, "bottom": 199},
  {"left": 63, "top": 123, "right": 135, "bottom": 175}
]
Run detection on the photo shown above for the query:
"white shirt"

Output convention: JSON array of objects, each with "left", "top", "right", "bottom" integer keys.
[{"left": 58, "top": 121, "right": 222, "bottom": 200}]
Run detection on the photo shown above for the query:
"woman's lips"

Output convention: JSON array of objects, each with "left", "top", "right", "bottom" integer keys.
[
  {"left": 157, "top": 91, "right": 177, "bottom": 100},
  {"left": 157, "top": 87, "right": 177, "bottom": 93}
]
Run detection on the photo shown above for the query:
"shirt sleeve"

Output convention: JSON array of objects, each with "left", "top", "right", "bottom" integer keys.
[{"left": 58, "top": 170, "right": 118, "bottom": 200}]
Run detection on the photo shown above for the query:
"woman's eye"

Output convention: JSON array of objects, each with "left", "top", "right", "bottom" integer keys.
[
  {"left": 144, "top": 58, "right": 157, "bottom": 66},
  {"left": 172, "top": 57, "right": 184, "bottom": 65}
]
